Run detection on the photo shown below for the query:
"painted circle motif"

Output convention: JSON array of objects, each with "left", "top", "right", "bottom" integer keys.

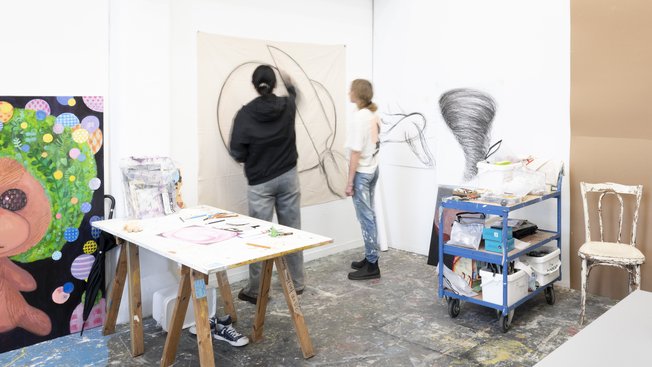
[
  {"left": 64, "top": 227, "right": 79, "bottom": 242},
  {"left": 91, "top": 227, "right": 101, "bottom": 239},
  {"left": 82, "top": 96, "right": 103, "bottom": 112},
  {"left": 83, "top": 240, "right": 97, "bottom": 254},
  {"left": 63, "top": 282, "right": 74, "bottom": 294},
  {"left": 88, "top": 178, "right": 101, "bottom": 191},
  {"left": 52, "top": 251, "right": 62, "bottom": 261},
  {"left": 56, "top": 96, "right": 73, "bottom": 105},
  {"left": 53, "top": 123, "right": 64, "bottom": 134},
  {"left": 56, "top": 112, "right": 80, "bottom": 128},
  {"left": 80, "top": 202, "right": 91, "bottom": 213},
  {"left": 0, "top": 101, "right": 14, "bottom": 122},
  {"left": 72, "top": 128, "right": 89, "bottom": 144},
  {"left": 52, "top": 286, "right": 70, "bottom": 304},
  {"left": 88, "top": 129, "right": 103, "bottom": 154},
  {"left": 69, "top": 148, "right": 80, "bottom": 159},
  {"left": 77, "top": 154, "right": 86, "bottom": 162},
  {"left": 35, "top": 110, "right": 47, "bottom": 121},
  {"left": 25, "top": 99, "right": 51, "bottom": 116},
  {"left": 43, "top": 133, "right": 53, "bottom": 143},
  {"left": 90, "top": 216, "right": 102, "bottom": 239},
  {"left": 71, "top": 254, "right": 94, "bottom": 280},
  {"left": 81, "top": 116, "right": 100, "bottom": 133}
]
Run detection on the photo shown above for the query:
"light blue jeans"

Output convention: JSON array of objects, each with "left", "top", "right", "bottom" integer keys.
[
  {"left": 352, "top": 168, "right": 380, "bottom": 264},
  {"left": 242, "top": 167, "right": 304, "bottom": 296}
]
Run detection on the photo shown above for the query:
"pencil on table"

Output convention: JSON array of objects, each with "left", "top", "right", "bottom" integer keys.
[{"left": 246, "top": 243, "right": 271, "bottom": 249}]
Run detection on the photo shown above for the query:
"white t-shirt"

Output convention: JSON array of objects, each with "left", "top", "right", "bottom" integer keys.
[{"left": 345, "top": 108, "right": 379, "bottom": 174}]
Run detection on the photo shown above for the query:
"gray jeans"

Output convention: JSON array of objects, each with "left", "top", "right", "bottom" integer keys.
[{"left": 242, "top": 167, "right": 304, "bottom": 296}]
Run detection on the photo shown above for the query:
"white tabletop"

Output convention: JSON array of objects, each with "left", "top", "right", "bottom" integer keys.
[
  {"left": 92, "top": 205, "right": 333, "bottom": 274},
  {"left": 535, "top": 289, "right": 652, "bottom": 366}
]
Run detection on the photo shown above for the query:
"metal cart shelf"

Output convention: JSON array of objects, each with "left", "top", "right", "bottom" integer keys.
[{"left": 438, "top": 176, "right": 562, "bottom": 332}]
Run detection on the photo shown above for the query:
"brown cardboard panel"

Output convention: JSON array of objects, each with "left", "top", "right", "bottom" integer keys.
[
  {"left": 569, "top": 136, "right": 651, "bottom": 299},
  {"left": 571, "top": 0, "right": 652, "bottom": 140}
]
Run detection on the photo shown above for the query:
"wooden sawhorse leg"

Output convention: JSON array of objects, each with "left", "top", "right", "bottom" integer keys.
[
  {"left": 216, "top": 270, "right": 237, "bottom": 322},
  {"left": 251, "top": 257, "right": 314, "bottom": 359},
  {"left": 102, "top": 241, "right": 144, "bottom": 357},
  {"left": 252, "top": 259, "right": 274, "bottom": 342},
  {"left": 161, "top": 266, "right": 215, "bottom": 367}
]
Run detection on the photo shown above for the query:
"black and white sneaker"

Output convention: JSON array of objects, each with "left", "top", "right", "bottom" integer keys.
[
  {"left": 213, "top": 324, "right": 249, "bottom": 347},
  {"left": 188, "top": 315, "right": 232, "bottom": 335}
]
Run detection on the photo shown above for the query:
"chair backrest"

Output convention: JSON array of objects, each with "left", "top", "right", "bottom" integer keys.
[{"left": 580, "top": 182, "right": 643, "bottom": 246}]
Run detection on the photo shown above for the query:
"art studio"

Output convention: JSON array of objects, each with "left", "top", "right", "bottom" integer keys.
[{"left": 1, "top": 1, "right": 651, "bottom": 366}]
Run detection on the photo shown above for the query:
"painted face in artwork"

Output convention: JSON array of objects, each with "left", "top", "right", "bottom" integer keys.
[{"left": 0, "top": 157, "right": 53, "bottom": 336}]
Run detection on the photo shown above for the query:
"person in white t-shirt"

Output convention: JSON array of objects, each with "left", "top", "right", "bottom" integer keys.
[{"left": 345, "top": 79, "right": 381, "bottom": 280}]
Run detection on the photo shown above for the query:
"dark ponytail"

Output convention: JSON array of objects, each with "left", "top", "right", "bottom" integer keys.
[{"left": 252, "top": 65, "right": 276, "bottom": 95}]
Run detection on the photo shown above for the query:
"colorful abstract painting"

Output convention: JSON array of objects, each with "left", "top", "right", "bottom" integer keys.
[{"left": 0, "top": 96, "right": 105, "bottom": 352}]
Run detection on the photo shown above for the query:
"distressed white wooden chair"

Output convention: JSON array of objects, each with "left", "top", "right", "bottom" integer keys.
[{"left": 578, "top": 182, "right": 645, "bottom": 325}]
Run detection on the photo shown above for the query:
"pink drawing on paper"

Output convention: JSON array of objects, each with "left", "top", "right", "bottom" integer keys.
[{"left": 159, "top": 225, "right": 237, "bottom": 245}]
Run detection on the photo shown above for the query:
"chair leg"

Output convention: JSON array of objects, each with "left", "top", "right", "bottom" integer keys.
[
  {"left": 579, "top": 258, "right": 588, "bottom": 325},
  {"left": 628, "top": 268, "right": 635, "bottom": 294},
  {"left": 634, "top": 265, "right": 641, "bottom": 291}
]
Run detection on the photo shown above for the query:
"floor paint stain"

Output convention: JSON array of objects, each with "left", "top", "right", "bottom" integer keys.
[{"left": 472, "top": 339, "right": 532, "bottom": 365}]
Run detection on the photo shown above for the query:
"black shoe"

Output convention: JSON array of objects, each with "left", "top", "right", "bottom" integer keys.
[
  {"left": 351, "top": 258, "right": 368, "bottom": 270},
  {"left": 213, "top": 324, "right": 249, "bottom": 347},
  {"left": 238, "top": 289, "right": 258, "bottom": 305},
  {"left": 348, "top": 260, "right": 380, "bottom": 280},
  {"left": 295, "top": 288, "right": 304, "bottom": 295},
  {"left": 188, "top": 315, "right": 232, "bottom": 335}
]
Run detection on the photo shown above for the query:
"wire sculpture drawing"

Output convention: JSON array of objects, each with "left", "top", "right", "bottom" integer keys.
[{"left": 380, "top": 111, "right": 435, "bottom": 168}]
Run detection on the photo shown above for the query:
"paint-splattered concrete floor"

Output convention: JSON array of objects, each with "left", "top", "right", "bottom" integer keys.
[{"left": 0, "top": 248, "right": 615, "bottom": 366}]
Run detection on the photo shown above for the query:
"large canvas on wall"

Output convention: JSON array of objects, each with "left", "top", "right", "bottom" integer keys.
[
  {"left": 0, "top": 96, "right": 105, "bottom": 352},
  {"left": 197, "top": 32, "right": 347, "bottom": 213}
]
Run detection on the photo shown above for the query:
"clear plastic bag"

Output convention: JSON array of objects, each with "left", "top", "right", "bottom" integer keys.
[
  {"left": 448, "top": 212, "right": 485, "bottom": 250},
  {"left": 120, "top": 156, "right": 181, "bottom": 219}
]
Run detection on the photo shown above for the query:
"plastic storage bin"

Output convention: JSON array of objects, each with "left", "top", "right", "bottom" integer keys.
[
  {"left": 480, "top": 269, "right": 528, "bottom": 306},
  {"left": 484, "top": 238, "right": 515, "bottom": 253},
  {"left": 520, "top": 247, "right": 561, "bottom": 288},
  {"left": 152, "top": 284, "right": 217, "bottom": 332},
  {"left": 482, "top": 227, "right": 513, "bottom": 241}
]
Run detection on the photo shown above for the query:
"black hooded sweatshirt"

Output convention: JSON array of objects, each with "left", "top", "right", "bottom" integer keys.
[{"left": 229, "top": 86, "right": 298, "bottom": 185}]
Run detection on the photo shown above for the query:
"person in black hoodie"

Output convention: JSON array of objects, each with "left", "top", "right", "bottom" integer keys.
[{"left": 230, "top": 64, "right": 305, "bottom": 304}]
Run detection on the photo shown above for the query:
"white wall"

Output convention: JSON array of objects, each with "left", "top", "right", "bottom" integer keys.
[
  {"left": 373, "top": 0, "right": 571, "bottom": 286},
  {"left": 0, "top": 0, "right": 108, "bottom": 95},
  {"left": 107, "top": 0, "right": 373, "bottom": 323}
]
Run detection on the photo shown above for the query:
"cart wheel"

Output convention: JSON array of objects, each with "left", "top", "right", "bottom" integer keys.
[
  {"left": 447, "top": 298, "right": 460, "bottom": 318},
  {"left": 498, "top": 309, "right": 514, "bottom": 333},
  {"left": 545, "top": 285, "right": 556, "bottom": 305},
  {"left": 499, "top": 313, "right": 511, "bottom": 333}
]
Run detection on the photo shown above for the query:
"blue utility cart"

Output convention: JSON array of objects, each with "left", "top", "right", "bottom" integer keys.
[{"left": 438, "top": 175, "right": 562, "bottom": 332}]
